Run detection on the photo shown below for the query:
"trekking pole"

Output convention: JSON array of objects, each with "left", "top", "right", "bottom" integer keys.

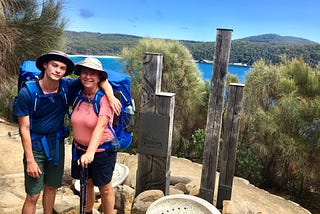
[{"left": 80, "top": 166, "right": 88, "bottom": 214}]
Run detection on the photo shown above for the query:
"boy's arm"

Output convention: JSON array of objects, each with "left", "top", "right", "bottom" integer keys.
[
  {"left": 99, "top": 80, "right": 122, "bottom": 116},
  {"left": 18, "top": 116, "right": 42, "bottom": 178}
]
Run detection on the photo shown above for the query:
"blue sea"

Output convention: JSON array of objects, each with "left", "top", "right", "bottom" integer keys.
[
  {"left": 196, "top": 62, "right": 251, "bottom": 83},
  {"left": 69, "top": 55, "right": 251, "bottom": 83}
]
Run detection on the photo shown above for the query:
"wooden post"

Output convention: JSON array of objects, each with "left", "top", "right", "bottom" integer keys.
[
  {"left": 135, "top": 53, "right": 175, "bottom": 196},
  {"left": 199, "top": 29, "right": 233, "bottom": 204},
  {"left": 216, "top": 83, "right": 245, "bottom": 209}
]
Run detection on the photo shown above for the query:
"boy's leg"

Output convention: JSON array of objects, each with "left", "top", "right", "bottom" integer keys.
[
  {"left": 22, "top": 150, "right": 46, "bottom": 214},
  {"left": 22, "top": 193, "right": 41, "bottom": 214},
  {"left": 43, "top": 141, "right": 65, "bottom": 213},
  {"left": 43, "top": 184, "right": 57, "bottom": 214}
]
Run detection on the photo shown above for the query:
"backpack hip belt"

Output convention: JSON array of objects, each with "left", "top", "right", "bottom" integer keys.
[
  {"left": 31, "top": 127, "right": 69, "bottom": 166},
  {"left": 72, "top": 138, "right": 120, "bottom": 161}
]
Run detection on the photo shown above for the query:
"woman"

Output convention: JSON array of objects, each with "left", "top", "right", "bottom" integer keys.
[{"left": 71, "top": 57, "right": 117, "bottom": 214}]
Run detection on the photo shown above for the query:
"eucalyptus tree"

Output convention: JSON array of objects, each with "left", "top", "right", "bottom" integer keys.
[{"left": 121, "top": 38, "right": 207, "bottom": 155}]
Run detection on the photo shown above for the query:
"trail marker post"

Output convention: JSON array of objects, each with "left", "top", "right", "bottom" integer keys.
[
  {"left": 199, "top": 29, "right": 233, "bottom": 204},
  {"left": 216, "top": 83, "right": 245, "bottom": 209},
  {"left": 135, "top": 53, "right": 175, "bottom": 196}
]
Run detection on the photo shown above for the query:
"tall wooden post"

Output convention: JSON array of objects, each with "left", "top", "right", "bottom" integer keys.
[
  {"left": 216, "top": 83, "right": 245, "bottom": 209},
  {"left": 135, "top": 53, "right": 175, "bottom": 196},
  {"left": 199, "top": 29, "right": 233, "bottom": 204}
]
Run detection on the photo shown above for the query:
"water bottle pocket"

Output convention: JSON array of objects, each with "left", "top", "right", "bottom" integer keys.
[{"left": 123, "top": 111, "right": 134, "bottom": 132}]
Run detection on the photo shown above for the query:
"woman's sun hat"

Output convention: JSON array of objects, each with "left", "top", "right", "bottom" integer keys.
[
  {"left": 36, "top": 50, "right": 74, "bottom": 76},
  {"left": 74, "top": 57, "right": 108, "bottom": 79}
]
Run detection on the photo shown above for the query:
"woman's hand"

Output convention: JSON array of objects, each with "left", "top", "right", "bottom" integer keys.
[{"left": 78, "top": 152, "right": 95, "bottom": 168}]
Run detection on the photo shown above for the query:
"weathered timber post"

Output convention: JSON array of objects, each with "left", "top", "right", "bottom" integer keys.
[
  {"left": 199, "top": 29, "right": 233, "bottom": 204},
  {"left": 135, "top": 53, "right": 175, "bottom": 196},
  {"left": 216, "top": 83, "right": 245, "bottom": 209}
]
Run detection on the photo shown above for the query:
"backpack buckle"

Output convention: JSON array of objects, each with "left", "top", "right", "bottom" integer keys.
[{"left": 110, "top": 138, "right": 120, "bottom": 152}]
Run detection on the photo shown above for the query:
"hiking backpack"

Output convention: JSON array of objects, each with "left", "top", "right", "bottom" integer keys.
[
  {"left": 14, "top": 60, "right": 134, "bottom": 150},
  {"left": 102, "top": 68, "right": 134, "bottom": 150}
]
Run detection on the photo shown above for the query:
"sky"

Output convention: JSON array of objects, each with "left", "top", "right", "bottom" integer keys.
[{"left": 62, "top": 0, "right": 320, "bottom": 43}]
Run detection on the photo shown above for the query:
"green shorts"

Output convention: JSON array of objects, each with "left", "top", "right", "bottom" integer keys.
[{"left": 23, "top": 143, "right": 65, "bottom": 195}]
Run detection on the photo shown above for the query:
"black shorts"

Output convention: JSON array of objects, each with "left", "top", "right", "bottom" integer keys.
[{"left": 71, "top": 149, "right": 117, "bottom": 187}]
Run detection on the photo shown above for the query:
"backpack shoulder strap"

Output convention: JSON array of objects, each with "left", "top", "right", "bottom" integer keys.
[
  {"left": 24, "top": 81, "right": 40, "bottom": 129},
  {"left": 59, "top": 79, "right": 69, "bottom": 107},
  {"left": 71, "top": 89, "right": 105, "bottom": 116},
  {"left": 92, "top": 89, "right": 104, "bottom": 115},
  {"left": 70, "top": 89, "right": 83, "bottom": 117},
  {"left": 25, "top": 80, "right": 40, "bottom": 113}
]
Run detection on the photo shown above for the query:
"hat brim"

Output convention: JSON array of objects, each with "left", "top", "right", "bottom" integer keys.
[
  {"left": 36, "top": 54, "right": 74, "bottom": 76},
  {"left": 74, "top": 64, "right": 108, "bottom": 79}
]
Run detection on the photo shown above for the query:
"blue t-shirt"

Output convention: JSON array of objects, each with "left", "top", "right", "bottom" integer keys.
[{"left": 14, "top": 78, "right": 81, "bottom": 134}]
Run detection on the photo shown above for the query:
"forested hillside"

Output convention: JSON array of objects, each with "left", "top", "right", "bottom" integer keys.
[
  {"left": 238, "top": 33, "right": 318, "bottom": 44},
  {"left": 64, "top": 31, "right": 320, "bottom": 67}
]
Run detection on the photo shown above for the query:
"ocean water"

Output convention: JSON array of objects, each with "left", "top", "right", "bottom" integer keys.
[
  {"left": 69, "top": 55, "right": 250, "bottom": 83},
  {"left": 69, "top": 55, "right": 126, "bottom": 72},
  {"left": 196, "top": 62, "right": 251, "bottom": 83}
]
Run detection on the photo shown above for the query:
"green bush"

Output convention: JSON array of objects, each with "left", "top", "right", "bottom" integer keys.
[
  {"left": 171, "top": 129, "right": 205, "bottom": 163},
  {"left": 235, "top": 142, "right": 263, "bottom": 185}
]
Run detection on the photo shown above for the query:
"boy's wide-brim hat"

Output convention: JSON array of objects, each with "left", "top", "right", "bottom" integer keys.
[
  {"left": 36, "top": 50, "right": 74, "bottom": 76},
  {"left": 74, "top": 57, "right": 108, "bottom": 79}
]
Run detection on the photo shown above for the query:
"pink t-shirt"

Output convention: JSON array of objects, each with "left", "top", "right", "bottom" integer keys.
[{"left": 71, "top": 94, "right": 114, "bottom": 148}]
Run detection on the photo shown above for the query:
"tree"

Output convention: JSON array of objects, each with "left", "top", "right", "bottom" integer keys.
[
  {"left": 0, "top": 0, "right": 67, "bottom": 119},
  {"left": 0, "top": 0, "right": 20, "bottom": 77},
  {"left": 239, "top": 58, "right": 320, "bottom": 194},
  {"left": 0, "top": 0, "right": 23, "bottom": 118},
  {"left": 11, "top": 0, "right": 67, "bottom": 65},
  {"left": 121, "top": 38, "right": 208, "bottom": 155}
]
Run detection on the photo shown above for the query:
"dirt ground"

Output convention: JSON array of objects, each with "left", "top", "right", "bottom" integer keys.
[{"left": 0, "top": 117, "right": 312, "bottom": 214}]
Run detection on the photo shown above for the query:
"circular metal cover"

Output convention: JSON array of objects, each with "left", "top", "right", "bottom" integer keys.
[{"left": 146, "top": 194, "right": 221, "bottom": 214}]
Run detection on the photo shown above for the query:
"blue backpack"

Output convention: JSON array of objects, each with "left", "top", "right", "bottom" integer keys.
[
  {"left": 70, "top": 69, "right": 134, "bottom": 151},
  {"left": 103, "top": 68, "right": 134, "bottom": 150}
]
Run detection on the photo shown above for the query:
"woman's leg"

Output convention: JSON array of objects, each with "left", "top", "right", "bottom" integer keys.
[
  {"left": 99, "top": 181, "right": 114, "bottom": 214},
  {"left": 85, "top": 179, "right": 96, "bottom": 213}
]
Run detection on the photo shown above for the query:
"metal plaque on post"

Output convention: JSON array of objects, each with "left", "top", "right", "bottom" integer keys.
[{"left": 137, "top": 112, "right": 170, "bottom": 157}]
